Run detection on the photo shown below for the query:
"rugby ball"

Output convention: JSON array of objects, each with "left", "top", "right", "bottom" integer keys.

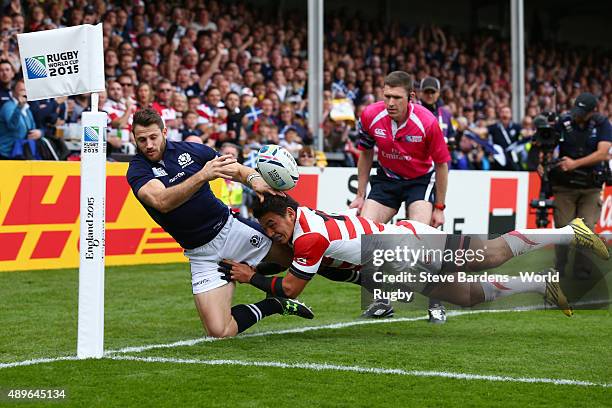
[{"left": 256, "top": 145, "right": 299, "bottom": 191}]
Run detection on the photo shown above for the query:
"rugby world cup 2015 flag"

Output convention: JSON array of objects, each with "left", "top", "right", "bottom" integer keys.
[
  {"left": 17, "top": 24, "right": 104, "bottom": 100},
  {"left": 20, "top": 23, "right": 108, "bottom": 360}
]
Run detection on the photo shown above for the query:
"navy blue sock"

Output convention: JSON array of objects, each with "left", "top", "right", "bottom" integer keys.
[{"left": 231, "top": 298, "right": 282, "bottom": 333}]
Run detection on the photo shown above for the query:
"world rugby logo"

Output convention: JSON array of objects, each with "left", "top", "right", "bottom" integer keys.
[
  {"left": 25, "top": 56, "right": 48, "bottom": 79},
  {"left": 24, "top": 51, "right": 80, "bottom": 80},
  {"left": 84, "top": 126, "right": 99, "bottom": 142}
]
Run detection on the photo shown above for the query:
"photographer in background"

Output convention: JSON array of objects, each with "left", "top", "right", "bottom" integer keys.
[{"left": 550, "top": 93, "right": 612, "bottom": 278}]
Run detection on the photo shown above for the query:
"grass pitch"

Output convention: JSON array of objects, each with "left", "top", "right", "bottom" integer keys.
[{"left": 1, "top": 252, "right": 610, "bottom": 407}]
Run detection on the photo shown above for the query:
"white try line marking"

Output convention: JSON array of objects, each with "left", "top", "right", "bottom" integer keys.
[
  {"left": 0, "top": 309, "right": 502, "bottom": 369},
  {"left": 0, "top": 304, "right": 605, "bottom": 371},
  {"left": 0, "top": 356, "right": 80, "bottom": 369},
  {"left": 104, "top": 308, "right": 522, "bottom": 355},
  {"left": 109, "top": 355, "right": 612, "bottom": 388}
]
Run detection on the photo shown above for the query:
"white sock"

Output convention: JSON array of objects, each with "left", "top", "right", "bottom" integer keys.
[
  {"left": 480, "top": 276, "right": 545, "bottom": 301},
  {"left": 501, "top": 225, "right": 574, "bottom": 257}
]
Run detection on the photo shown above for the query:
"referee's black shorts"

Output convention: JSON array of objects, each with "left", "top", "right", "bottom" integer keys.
[{"left": 367, "top": 169, "right": 436, "bottom": 211}]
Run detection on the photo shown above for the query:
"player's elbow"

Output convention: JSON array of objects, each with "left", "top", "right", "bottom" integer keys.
[
  {"left": 155, "top": 195, "right": 177, "bottom": 214},
  {"left": 138, "top": 188, "right": 174, "bottom": 214},
  {"left": 155, "top": 199, "right": 172, "bottom": 214}
]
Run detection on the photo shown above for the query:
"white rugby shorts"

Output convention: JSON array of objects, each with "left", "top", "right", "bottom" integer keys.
[{"left": 184, "top": 214, "right": 271, "bottom": 294}]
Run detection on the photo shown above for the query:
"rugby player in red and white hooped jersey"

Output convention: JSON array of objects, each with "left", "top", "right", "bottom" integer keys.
[
  {"left": 348, "top": 71, "right": 451, "bottom": 321},
  {"left": 222, "top": 194, "right": 604, "bottom": 316}
]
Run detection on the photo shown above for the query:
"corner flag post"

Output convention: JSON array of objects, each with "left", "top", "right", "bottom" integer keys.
[
  {"left": 17, "top": 24, "right": 107, "bottom": 359},
  {"left": 77, "top": 93, "right": 107, "bottom": 359}
]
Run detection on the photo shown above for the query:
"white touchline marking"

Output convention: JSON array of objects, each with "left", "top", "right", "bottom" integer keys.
[
  {"left": 0, "top": 302, "right": 606, "bottom": 371},
  {"left": 0, "top": 356, "right": 80, "bottom": 369},
  {"left": 108, "top": 355, "right": 612, "bottom": 388}
]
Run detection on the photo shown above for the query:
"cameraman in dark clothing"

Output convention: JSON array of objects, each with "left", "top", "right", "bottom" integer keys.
[{"left": 550, "top": 93, "right": 612, "bottom": 277}]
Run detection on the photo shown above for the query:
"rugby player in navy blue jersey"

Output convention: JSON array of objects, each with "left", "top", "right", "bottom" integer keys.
[{"left": 127, "top": 108, "right": 313, "bottom": 338}]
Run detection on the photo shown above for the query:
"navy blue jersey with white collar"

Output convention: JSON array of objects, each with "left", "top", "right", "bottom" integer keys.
[{"left": 127, "top": 140, "right": 229, "bottom": 249}]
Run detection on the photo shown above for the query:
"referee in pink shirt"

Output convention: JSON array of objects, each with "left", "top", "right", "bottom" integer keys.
[{"left": 349, "top": 71, "right": 451, "bottom": 323}]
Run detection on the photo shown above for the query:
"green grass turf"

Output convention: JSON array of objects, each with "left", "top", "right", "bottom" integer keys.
[
  {"left": 2, "top": 360, "right": 610, "bottom": 408},
  {"left": 0, "top": 251, "right": 610, "bottom": 407}
]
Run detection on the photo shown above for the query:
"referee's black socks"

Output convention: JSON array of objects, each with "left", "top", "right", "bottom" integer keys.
[{"left": 230, "top": 298, "right": 283, "bottom": 333}]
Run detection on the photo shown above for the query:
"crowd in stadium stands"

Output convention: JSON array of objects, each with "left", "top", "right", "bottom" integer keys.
[{"left": 0, "top": 0, "right": 610, "bottom": 169}]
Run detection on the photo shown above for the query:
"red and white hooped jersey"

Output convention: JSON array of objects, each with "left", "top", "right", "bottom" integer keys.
[
  {"left": 152, "top": 101, "right": 178, "bottom": 123},
  {"left": 195, "top": 103, "right": 228, "bottom": 138},
  {"left": 289, "top": 207, "right": 440, "bottom": 280},
  {"left": 103, "top": 99, "right": 136, "bottom": 135}
]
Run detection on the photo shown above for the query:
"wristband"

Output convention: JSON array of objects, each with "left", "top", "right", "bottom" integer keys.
[
  {"left": 249, "top": 273, "right": 287, "bottom": 297},
  {"left": 256, "top": 262, "right": 285, "bottom": 275},
  {"left": 434, "top": 203, "right": 446, "bottom": 211},
  {"left": 246, "top": 173, "right": 262, "bottom": 187}
]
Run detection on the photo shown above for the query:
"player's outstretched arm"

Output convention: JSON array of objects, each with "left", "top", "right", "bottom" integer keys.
[
  {"left": 232, "top": 164, "right": 285, "bottom": 199},
  {"left": 138, "top": 155, "right": 236, "bottom": 213},
  {"left": 220, "top": 260, "right": 308, "bottom": 298}
]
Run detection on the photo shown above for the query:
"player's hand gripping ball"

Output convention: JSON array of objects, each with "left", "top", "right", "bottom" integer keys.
[{"left": 256, "top": 145, "right": 299, "bottom": 191}]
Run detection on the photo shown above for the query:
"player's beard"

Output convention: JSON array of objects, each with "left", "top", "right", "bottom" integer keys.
[{"left": 137, "top": 136, "right": 166, "bottom": 162}]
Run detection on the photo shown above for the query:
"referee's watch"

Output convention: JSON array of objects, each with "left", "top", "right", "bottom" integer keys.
[{"left": 433, "top": 203, "right": 446, "bottom": 211}]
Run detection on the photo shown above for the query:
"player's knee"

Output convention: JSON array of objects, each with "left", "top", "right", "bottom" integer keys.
[
  {"left": 465, "top": 295, "right": 482, "bottom": 307},
  {"left": 454, "top": 297, "right": 476, "bottom": 307},
  {"left": 206, "top": 325, "right": 235, "bottom": 338},
  {"left": 464, "top": 285, "right": 485, "bottom": 307},
  {"left": 450, "top": 290, "right": 482, "bottom": 307},
  {"left": 203, "top": 319, "right": 236, "bottom": 338}
]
